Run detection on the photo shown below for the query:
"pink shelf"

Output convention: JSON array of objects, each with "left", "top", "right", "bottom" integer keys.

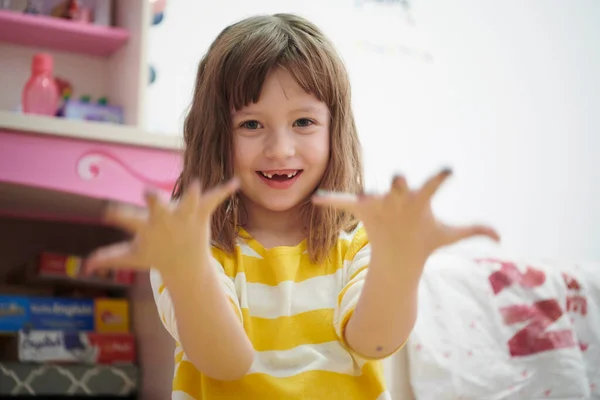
[{"left": 0, "top": 10, "right": 129, "bottom": 57}]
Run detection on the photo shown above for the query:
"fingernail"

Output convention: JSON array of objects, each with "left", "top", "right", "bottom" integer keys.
[
  {"left": 441, "top": 167, "right": 453, "bottom": 175},
  {"left": 316, "top": 191, "right": 358, "bottom": 200},
  {"left": 144, "top": 187, "right": 160, "bottom": 198},
  {"left": 316, "top": 189, "right": 340, "bottom": 197}
]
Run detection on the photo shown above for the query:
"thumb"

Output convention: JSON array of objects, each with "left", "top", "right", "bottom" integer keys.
[
  {"left": 84, "top": 242, "right": 142, "bottom": 274},
  {"left": 311, "top": 190, "right": 360, "bottom": 214},
  {"left": 439, "top": 223, "right": 500, "bottom": 246},
  {"left": 199, "top": 177, "right": 240, "bottom": 216}
]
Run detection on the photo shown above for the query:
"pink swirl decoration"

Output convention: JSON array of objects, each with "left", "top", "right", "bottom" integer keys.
[{"left": 76, "top": 150, "right": 177, "bottom": 192}]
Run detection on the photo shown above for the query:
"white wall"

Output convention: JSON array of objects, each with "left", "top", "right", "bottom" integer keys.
[
  {"left": 142, "top": 1, "right": 599, "bottom": 398},
  {"left": 145, "top": 0, "right": 600, "bottom": 259}
]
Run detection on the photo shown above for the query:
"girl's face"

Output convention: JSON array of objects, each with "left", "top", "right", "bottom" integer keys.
[{"left": 232, "top": 68, "right": 330, "bottom": 214}]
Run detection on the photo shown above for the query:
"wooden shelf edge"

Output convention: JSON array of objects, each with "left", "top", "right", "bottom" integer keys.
[{"left": 0, "top": 111, "right": 183, "bottom": 150}]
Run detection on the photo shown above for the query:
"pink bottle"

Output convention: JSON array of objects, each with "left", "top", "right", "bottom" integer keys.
[{"left": 22, "top": 53, "right": 59, "bottom": 116}]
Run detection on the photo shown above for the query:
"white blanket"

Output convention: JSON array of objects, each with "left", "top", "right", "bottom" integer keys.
[{"left": 407, "top": 252, "right": 599, "bottom": 399}]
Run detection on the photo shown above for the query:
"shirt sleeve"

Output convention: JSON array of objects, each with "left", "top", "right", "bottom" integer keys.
[
  {"left": 333, "top": 230, "right": 371, "bottom": 355},
  {"left": 333, "top": 225, "right": 407, "bottom": 360},
  {"left": 149, "top": 256, "right": 243, "bottom": 343}
]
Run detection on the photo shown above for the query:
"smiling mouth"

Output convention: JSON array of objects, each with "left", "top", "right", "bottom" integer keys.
[{"left": 257, "top": 170, "right": 302, "bottom": 181}]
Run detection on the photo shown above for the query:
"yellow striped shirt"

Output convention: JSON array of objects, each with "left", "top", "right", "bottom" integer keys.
[{"left": 150, "top": 224, "right": 395, "bottom": 399}]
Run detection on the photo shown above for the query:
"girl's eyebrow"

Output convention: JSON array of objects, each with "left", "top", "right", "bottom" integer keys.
[
  {"left": 292, "top": 106, "right": 328, "bottom": 115},
  {"left": 233, "top": 105, "right": 327, "bottom": 118},
  {"left": 232, "top": 110, "right": 259, "bottom": 118}
]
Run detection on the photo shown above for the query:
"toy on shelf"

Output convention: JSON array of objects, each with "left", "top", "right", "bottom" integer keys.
[
  {"left": 50, "top": 0, "right": 92, "bottom": 23},
  {"left": 9, "top": 251, "right": 135, "bottom": 289},
  {"left": 23, "top": 0, "right": 42, "bottom": 15},
  {"left": 54, "top": 75, "right": 73, "bottom": 117},
  {"left": 22, "top": 53, "right": 59, "bottom": 116},
  {"left": 63, "top": 95, "right": 125, "bottom": 124}
]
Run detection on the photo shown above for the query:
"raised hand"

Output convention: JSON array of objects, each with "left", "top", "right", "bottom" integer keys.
[
  {"left": 85, "top": 178, "right": 240, "bottom": 275},
  {"left": 312, "top": 168, "right": 499, "bottom": 271}
]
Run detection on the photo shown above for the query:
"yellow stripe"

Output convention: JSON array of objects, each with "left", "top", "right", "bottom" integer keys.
[
  {"left": 242, "top": 308, "right": 337, "bottom": 352},
  {"left": 337, "top": 276, "right": 363, "bottom": 306},
  {"left": 174, "top": 350, "right": 184, "bottom": 364},
  {"left": 348, "top": 265, "right": 367, "bottom": 282},
  {"left": 158, "top": 284, "right": 166, "bottom": 294},
  {"left": 173, "top": 360, "right": 386, "bottom": 400},
  {"left": 213, "top": 233, "right": 360, "bottom": 286},
  {"left": 337, "top": 308, "right": 356, "bottom": 353},
  {"left": 240, "top": 253, "right": 345, "bottom": 286},
  {"left": 344, "top": 226, "right": 369, "bottom": 261}
]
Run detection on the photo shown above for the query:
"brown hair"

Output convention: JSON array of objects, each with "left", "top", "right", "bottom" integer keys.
[{"left": 173, "top": 13, "right": 363, "bottom": 264}]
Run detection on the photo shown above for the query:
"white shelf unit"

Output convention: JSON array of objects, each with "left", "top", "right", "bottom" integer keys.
[{"left": 0, "top": 0, "right": 179, "bottom": 143}]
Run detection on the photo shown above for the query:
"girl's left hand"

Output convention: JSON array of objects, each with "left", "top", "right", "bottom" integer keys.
[{"left": 312, "top": 168, "right": 500, "bottom": 273}]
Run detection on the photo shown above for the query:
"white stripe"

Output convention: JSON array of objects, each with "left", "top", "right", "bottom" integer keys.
[
  {"left": 172, "top": 391, "right": 196, "bottom": 400},
  {"left": 346, "top": 243, "right": 371, "bottom": 278},
  {"left": 339, "top": 223, "right": 363, "bottom": 242},
  {"left": 238, "top": 241, "right": 263, "bottom": 258},
  {"left": 235, "top": 268, "right": 345, "bottom": 319},
  {"left": 376, "top": 391, "right": 392, "bottom": 400},
  {"left": 248, "top": 341, "right": 365, "bottom": 378},
  {"left": 334, "top": 271, "right": 365, "bottom": 337}
]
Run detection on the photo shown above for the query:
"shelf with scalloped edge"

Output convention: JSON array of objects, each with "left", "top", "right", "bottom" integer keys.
[
  {"left": 0, "top": 114, "right": 183, "bottom": 224},
  {"left": 0, "top": 9, "right": 129, "bottom": 57}
]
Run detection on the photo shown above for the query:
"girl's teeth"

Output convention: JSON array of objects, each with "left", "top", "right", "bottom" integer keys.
[{"left": 261, "top": 171, "right": 298, "bottom": 179}]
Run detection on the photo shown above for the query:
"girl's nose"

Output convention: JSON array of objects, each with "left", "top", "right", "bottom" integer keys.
[{"left": 264, "top": 129, "right": 296, "bottom": 160}]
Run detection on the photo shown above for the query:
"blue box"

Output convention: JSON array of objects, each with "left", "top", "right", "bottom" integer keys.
[
  {"left": 0, "top": 296, "right": 95, "bottom": 332},
  {"left": 29, "top": 297, "right": 95, "bottom": 331}
]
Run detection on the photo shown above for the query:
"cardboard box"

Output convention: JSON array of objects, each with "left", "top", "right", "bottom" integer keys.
[
  {"left": 36, "top": 251, "right": 135, "bottom": 288},
  {"left": 17, "top": 330, "right": 136, "bottom": 364},
  {"left": 0, "top": 295, "right": 94, "bottom": 332},
  {"left": 0, "top": 296, "right": 130, "bottom": 333},
  {"left": 95, "top": 298, "right": 130, "bottom": 333}
]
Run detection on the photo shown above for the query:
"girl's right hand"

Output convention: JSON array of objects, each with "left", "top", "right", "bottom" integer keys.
[{"left": 84, "top": 178, "right": 240, "bottom": 277}]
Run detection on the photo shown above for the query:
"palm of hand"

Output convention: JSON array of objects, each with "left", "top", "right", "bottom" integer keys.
[
  {"left": 313, "top": 168, "right": 499, "bottom": 264},
  {"left": 85, "top": 179, "right": 239, "bottom": 274}
]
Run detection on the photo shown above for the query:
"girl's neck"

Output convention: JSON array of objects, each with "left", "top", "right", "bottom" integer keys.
[{"left": 241, "top": 198, "right": 306, "bottom": 248}]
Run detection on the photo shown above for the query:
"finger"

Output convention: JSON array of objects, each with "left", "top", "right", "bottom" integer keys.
[
  {"left": 420, "top": 167, "right": 453, "bottom": 201},
  {"left": 391, "top": 174, "right": 408, "bottom": 195},
  {"left": 199, "top": 177, "right": 240, "bottom": 215},
  {"left": 144, "top": 188, "right": 168, "bottom": 217},
  {"left": 439, "top": 223, "right": 501, "bottom": 247},
  {"left": 311, "top": 190, "right": 360, "bottom": 213},
  {"left": 84, "top": 242, "right": 142, "bottom": 274},
  {"left": 177, "top": 179, "right": 201, "bottom": 215},
  {"left": 103, "top": 202, "right": 147, "bottom": 234}
]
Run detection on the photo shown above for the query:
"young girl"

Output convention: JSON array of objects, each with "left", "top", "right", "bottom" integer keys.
[{"left": 86, "top": 13, "right": 499, "bottom": 399}]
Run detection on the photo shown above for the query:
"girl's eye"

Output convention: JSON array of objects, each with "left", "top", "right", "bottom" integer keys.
[
  {"left": 293, "top": 118, "right": 314, "bottom": 128},
  {"left": 241, "top": 120, "right": 262, "bottom": 130}
]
